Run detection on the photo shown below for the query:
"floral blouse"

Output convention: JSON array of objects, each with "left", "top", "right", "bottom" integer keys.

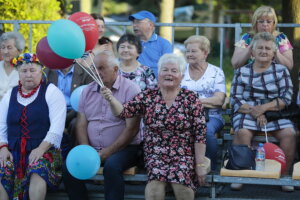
[
  {"left": 235, "top": 32, "right": 293, "bottom": 53},
  {"left": 119, "top": 88, "right": 206, "bottom": 190},
  {"left": 118, "top": 65, "right": 157, "bottom": 90}
]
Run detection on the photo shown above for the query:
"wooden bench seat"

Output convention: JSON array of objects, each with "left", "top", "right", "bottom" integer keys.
[
  {"left": 292, "top": 162, "right": 300, "bottom": 180},
  {"left": 220, "top": 159, "right": 281, "bottom": 179},
  {"left": 97, "top": 166, "right": 137, "bottom": 175}
]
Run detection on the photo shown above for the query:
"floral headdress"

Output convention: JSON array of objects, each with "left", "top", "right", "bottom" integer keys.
[{"left": 11, "top": 53, "right": 42, "bottom": 67}]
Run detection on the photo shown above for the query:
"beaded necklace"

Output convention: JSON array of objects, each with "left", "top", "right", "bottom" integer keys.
[{"left": 18, "top": 80, "right": 42, "bottom": 98}]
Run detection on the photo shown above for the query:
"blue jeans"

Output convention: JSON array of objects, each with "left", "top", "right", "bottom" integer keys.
[
  {"left": 205, "top": 117, "right": 224, "bottom": 171},
  {"left": 62, "top": 145, "right": 139, "bottom": 200}
]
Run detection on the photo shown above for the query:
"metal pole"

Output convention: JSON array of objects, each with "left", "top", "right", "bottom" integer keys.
[{"left": 219, "top": 28, "right": 224, "bottom": 69}]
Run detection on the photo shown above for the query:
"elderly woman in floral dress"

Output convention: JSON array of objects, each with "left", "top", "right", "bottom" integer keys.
[{"left": 101, "top": 53, "right": 208, "bottom": 200}]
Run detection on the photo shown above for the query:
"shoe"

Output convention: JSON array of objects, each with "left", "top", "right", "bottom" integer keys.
[
  {"left": 230, "top": 183, "right": 243, "bottom": 190},
  {"left": 281, "top": 185, "right": 294, "bottom": 192}
]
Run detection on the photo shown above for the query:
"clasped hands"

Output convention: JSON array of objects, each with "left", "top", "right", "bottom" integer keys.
[{"left": 243, "top": 104, "right": 267, "bottom": 126}]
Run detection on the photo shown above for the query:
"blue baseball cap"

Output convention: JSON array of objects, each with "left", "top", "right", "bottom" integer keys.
[{"left": 129, "top": 10, "right": 156, "bottom": 23}]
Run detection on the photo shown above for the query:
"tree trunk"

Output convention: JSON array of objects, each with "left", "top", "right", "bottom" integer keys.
[
  {"left": 159, "top": 0, "right": 174, "bottom": 43},
  {"left": 80, "top": 0, "right": 92, "bottom": 13},
  {"left": 282, "top": 0, "right": 300, "bottom": 101}
]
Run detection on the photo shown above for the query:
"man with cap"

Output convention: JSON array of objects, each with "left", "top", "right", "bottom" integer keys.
[{"left": 129, "top": 10, "right": 172, "bottom": 78}]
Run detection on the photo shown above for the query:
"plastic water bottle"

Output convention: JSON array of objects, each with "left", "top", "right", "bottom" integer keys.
[{"left": 255, "top": 143, "right": 265, "bottom": 171}]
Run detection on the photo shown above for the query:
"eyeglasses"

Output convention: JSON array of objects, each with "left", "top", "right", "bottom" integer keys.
[{"left": 257, "top": 20, "right": 274, "bottom": 24}]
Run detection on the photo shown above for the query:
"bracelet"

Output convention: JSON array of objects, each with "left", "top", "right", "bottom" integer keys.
[
  {"left": 196, "top": 163, "right": 206, "bottom": 168},
  {"left": 0, "top": 144, "right": 8, "bottom": 150}
]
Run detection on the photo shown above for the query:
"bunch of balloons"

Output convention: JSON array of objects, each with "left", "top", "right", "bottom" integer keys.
[{"left": 36, "top": 12, "right": 99, "bottom": 69}]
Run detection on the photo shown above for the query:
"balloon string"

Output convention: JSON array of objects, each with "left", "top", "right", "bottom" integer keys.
[
  {"left": 264, "top": 124, "right": 269, "bottom": 143},
  {"left": 75, "top": 59, "right": 101, "bottom": 85},
  {"left": 81, "top": 57, "right": 101, "bottom": 84},
  {"left": 75, "top": 59, "right": 103, "bottom": 87},
  {"left": 83, "top": 54, "right": 104, "bottom": 87},
  {"left": 88, "top": 53, "right": 104, "bottom": 87}
]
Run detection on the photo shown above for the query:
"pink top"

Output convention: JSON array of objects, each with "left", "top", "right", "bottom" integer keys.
[{"left": 78, "top": 76, "right": 141, "bottom": 150}]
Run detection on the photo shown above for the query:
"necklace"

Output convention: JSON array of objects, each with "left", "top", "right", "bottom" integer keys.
[{"left": 18, "top": 80, "right": 42, "bottom": 98}]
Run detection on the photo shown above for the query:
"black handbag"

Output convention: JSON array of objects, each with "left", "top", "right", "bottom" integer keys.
[
  {"left": 264, "top": 68, "right": 300, "bottom": 121},
  {"left": 224, "top": 144, "right": 256, "bottom": 170},
  {"left": 265, "top": 103, "right": 300, "bottom": 121}
]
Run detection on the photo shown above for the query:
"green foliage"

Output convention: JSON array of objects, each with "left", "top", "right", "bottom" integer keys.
[
  {"left": 102, "top": 0, "right": 129, "bottom": 16},
  {"left": 0, "top": 0, "right": 62, "bottom": 52}
]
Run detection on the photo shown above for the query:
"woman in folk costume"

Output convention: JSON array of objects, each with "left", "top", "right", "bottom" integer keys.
[{"left": 0, "top": 53, "right": 66, "bottom": 200}]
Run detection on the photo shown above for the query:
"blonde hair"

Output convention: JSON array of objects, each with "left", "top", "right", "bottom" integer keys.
[
  {"left": 251, "top": 5, "right": 278, "bottom": 34},
  {"left": 184, "top": 35, "right": 210, "bottom": 54}
]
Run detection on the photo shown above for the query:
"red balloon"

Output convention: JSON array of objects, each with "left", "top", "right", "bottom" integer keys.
[
  {"left": 36, "top": 37, "right": 74, "bottom": 69},
  {"left": 69, "top": 12, "right": 98, "bottom": 51},
  {"left": 264, "top": 143, "right": 286, "bottom": 174}
]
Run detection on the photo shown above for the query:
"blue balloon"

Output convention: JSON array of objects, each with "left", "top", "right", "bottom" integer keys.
[
  {"left": 66, "top": 145, "right": 101, "bottom": 180},
  {"left": 47, "top": 19, "right": 85, "bottom": 59},
  {"left": 70, "top": 85, "right": 87, "bottom": 111}
]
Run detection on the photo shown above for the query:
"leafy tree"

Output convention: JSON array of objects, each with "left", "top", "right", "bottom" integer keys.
[
  {"left": 0, "top": 0, "right": 62, "bottom": 52},
  {"left": 282, "top": 0, "right": 300, "bottom": 100}
]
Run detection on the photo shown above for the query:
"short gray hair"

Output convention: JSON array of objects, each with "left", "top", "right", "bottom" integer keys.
[
  {"left": 0, "top": 32, "right": 25, "bottom": 51},
  {"left": 158, "top": 53, "right": 186, "bottom": 75},
  {"left": 94, "top": 50, "right": 119, "bottom": 68},
  {"left": 252, "top": 32, "right": 276, "bottom": 52}
]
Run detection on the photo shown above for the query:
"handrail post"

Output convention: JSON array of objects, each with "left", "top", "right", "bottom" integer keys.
[
  {"left": 29, "top": 24, "right": 33, "bottom": 52},
  {"left": 13, "top": 21, "right": 20, "bottom": 32},
  {"left": 234, "top": 23, "right": 242, "bottom": 42},
  {"left": 219, "top": 27, "right": 224, "bottom": 69},
  {"left": 172, "top": 26, "right": 175, "bottom": 50}
]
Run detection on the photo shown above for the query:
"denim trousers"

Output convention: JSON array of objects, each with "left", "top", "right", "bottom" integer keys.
[
  {"left": 62, "top": 145, "right": 139, "bottom": 200},
  {"left": 205, "top": 117, "right": 224, "bottom": 171}
]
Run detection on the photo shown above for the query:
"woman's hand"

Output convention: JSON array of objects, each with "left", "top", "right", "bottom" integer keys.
[
  {"left": 196, "top": 165, "right": 207, "bottom": 186},
  {"left": 29, "top": 147, "right": 45, "bottom": 165},
  {"left": 250, "top": 105, "right": 266, "bottom": 119},
  {"left": 257, "top": 114, "right": 267, "bottom": 127},
  {"left": 0, "top": 147, "right": 13, "bottom": 167},
  {"left": 100, "top": 87, "right": 113, "bottom": 102}
]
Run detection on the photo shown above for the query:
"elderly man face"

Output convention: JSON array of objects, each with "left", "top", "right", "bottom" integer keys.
[
  {"left": 132, "top": 18, "right": 154, "bottom": 40},
  {"left": 93, "top": 53, "right": 118, "bottom": 88}
]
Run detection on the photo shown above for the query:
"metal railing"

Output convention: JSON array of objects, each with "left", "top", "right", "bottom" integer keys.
[{"left": 1, "top": 20, "right": 300, "bottom": 69}]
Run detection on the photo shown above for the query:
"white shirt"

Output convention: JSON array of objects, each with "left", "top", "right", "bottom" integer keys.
[
  {"left": 181, "top": 63, "right": 226, "bottom": 122},
  {"left": 181, "top": 63, "right": 226, "bottom": 98},
  {"left": 0, "top": 61, "right": 19, "bottom": 101},
  {"left": 0, "top": 83, "right": 66, "bottom": 148}
]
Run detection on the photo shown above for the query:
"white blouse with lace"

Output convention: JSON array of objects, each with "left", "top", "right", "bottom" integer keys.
[{"left": 0, "top": 83, "right": 66, "bottom": 148}]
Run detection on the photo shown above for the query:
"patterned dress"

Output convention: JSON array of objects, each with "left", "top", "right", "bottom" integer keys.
[
  {"left": 230, "top": 63, "right": 294, "bottom": 132},
  {"left": 119, "top": 88, "right": 206, "bottom": 190},
  {"left": 118, "top": 65, "right": 157, "bottom": 90},
  {"left": 235, "top": 32, "right": 293, "bottom": 64}
]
